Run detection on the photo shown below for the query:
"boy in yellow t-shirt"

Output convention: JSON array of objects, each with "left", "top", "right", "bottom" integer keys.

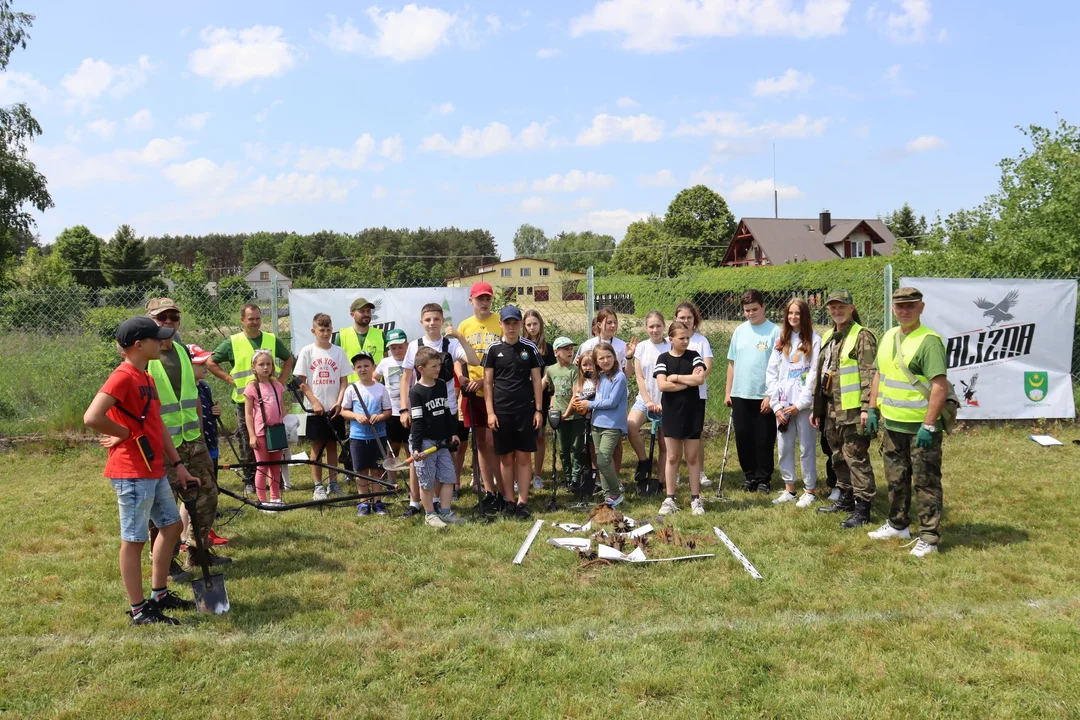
[{"left": 457, "top": 282, "right": 502, "bottom": 502}]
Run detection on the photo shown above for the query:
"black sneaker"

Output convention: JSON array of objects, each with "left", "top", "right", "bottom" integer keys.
[
  {"left": 128, "top": 602, "right": 180, "bottom": 626},
  {"left": 634, "top": 459, "right": 649, "bottom": 483},
  {"left": 755, "top": 483, "right": 770, "bottom": 495},
  {"left": 151, "top": 589, "right": 196, "bottom": 612},
  {"left": 399, "top": 505, "right": 422, "bottom": 519},
  {"left": 515, "top": 503, "right": 532, "bottom": 520},
  {"left": 501, "top": 500, "right": 518, "bottom": 518},
  {"left": 168, "top": 559, "right": 192, "bottom": 583}
]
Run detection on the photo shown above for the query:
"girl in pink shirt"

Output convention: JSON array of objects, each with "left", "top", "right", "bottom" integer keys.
[{"left": 243, "top": 349, "right": 287, "bottom": 505}]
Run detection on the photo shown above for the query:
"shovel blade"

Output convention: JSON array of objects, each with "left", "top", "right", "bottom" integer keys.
[{"left": 192, "top": 574, "right": 230, "bottom": 615}]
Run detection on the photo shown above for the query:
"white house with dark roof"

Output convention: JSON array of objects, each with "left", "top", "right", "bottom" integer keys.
[
  {"left": 244, "top": 261, "right": 292, "bottom": 300},
  {"left": 722, "top": 212, "right": 897, "bottom": 267}
]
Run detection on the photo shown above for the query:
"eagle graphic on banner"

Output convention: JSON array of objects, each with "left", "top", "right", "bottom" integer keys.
[{"left": 974, "top": 290, "right": 1019, "bottom": 327}]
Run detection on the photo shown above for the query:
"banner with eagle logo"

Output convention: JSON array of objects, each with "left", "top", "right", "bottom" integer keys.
[{"left": 901, "top": 277, "right": 1076, "bottom": 420}]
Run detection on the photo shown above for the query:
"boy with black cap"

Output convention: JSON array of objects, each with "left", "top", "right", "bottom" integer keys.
[
  {"left": 483, "top": 305, "right": 544, "bottom": 518},
  {"left": 84, "top": 317, "right": 199, "bottom": 626}
]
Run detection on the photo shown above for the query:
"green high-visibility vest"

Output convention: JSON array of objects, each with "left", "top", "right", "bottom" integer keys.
[
  {"left": 338, "top": 326, "right": 385, "bottom": 382},
  {"left": 230, "top": 332, "right": 281, "bottom": 404},
  {"left": 148, "top": 345, "right": 202, "bottom": 447},
  {"left": 821, "top": 323, "right": 869, "bottom": 411},
  {"left": 876, "top": 325, "right": 942, "bottom": 423}
]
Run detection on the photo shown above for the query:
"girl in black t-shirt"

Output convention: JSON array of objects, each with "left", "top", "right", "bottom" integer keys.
[
  {"left": 524, "top": 309, "right": 556, "bottom": 491},
  {"left": 654, "top": 321, "right": 707, "bottom": 516}
]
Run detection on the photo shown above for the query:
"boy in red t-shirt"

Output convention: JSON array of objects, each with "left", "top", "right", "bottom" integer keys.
[{"left": 84, "top": 317, "right": 200, "bottom": 626}]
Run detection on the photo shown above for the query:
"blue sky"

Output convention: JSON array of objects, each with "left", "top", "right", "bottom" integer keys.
[{"left": 6, "top": 0, "right": 1080, "bottom": 259}]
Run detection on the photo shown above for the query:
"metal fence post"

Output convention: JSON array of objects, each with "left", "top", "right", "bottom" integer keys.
[
  {"left": 271, "top": 274, "right": 279, "bottom": 334},
  {"left": 883, "top": 263, "right": 893, "bottom": 333},
  {"left": 586, "top": 266, "right": 595, "bottom": 332}
]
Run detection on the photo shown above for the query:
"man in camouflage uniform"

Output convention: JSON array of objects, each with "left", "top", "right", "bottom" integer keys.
[
  {"left": 810, "top": 290, "right": 877, "bottom": 529},
  {"left": 146, "top": 298, "right": 231, "bottom": 576},
  {"left": 866, "top": 287, "right": 948, "bottom": 558}
]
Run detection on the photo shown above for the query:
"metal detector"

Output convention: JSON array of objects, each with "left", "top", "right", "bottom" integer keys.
[
  {"left": 570, "top": 414, "right": 596, "bottom": 509},
  {"left": 545, "top": 408, "right": 561, "bottom": 511},
  {"left": 713, "top": 417, "right": 735, "bottom": 502},
  {"left": 382, "top": 439, "right": 459, "bottom": 472}
]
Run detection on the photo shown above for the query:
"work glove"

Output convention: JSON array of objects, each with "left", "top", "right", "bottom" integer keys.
[
  {"left": 915, "top": 425, "right": 935, "bottom": 449},
  {"left": 865, "top": 408, "right": 879, "bottom": 434}
]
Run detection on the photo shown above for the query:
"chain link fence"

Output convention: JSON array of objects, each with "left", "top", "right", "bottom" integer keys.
[{"left": 2, "top": 263, "right": 1077, "bottom": 435}]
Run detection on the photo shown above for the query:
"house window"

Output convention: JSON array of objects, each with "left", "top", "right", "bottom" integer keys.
[
  {"left": 520, "top": 268, "right": 531, "bottom": 277},
  {"left": 850, "top": 241, "right": 865, "bottom": 258},
  {"left": 539, "top": 267, "right": 550, "bottom": 277},
  {"left": 527, "top": 287, "right": 533, "bottom": 295},
  {"left": 500, "top": 268, "right": 511, "bottom": 278},
  {"left": 260, "top": 271, "right": 270, "bottom": 280},
  {"left": 518, "top": 287, "right": 524, "bottom": 295}
]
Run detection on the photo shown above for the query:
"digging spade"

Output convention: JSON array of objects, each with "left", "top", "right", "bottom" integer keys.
[
  {"left": 636, "top": 415, "right": 662, "bottom": 496},
  {"left": 381, "top": 439, "right": 459, "bottom": 472},
  {"left": 183, "top": 487, "right": 230, "bottom": 615}
]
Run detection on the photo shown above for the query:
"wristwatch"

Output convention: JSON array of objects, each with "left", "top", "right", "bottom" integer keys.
[
  {"left": 171, "top": 460, "right": 185, "bottom": 468},
  {"left": 920, "top": 423, "right": 937, "bottom": 433}
]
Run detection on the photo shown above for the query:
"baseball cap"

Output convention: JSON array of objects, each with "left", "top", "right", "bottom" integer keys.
[
  {"left": 826, "top": 289, "right": 854, "bottom": 305},
  {"left": 350, "top": 351, "right": 374, "bottom": 365},
  {"left": 499, "top": 305, "right": 523, "bottom": 322},
  {"left": 116, "top": 317, "right": 174, "bottom": 347},
  {"left": 892, "top": 286, "right": 923, "bottom": 303},
  {"left": 553, "top": 336, "right": 575, "bottom": 350},
  {"left": 350, "top": 297, "right": 375, "bottom": 312},
  {"left": 470, "top": 281, "right": 494, "bottom": 298},
  {"left": 186, "top": 343, "right": 213, "bottom": 364},
  {"left": 386, "top": 328, "right": 408, "bottom": 346},
  {"left": 146, "top": 297, "right": 180, "bottom": 316}
]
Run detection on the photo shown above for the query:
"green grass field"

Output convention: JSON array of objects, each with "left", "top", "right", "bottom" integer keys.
[{"left": 2, "top": 424, "right": 1080, "bottom": 719}]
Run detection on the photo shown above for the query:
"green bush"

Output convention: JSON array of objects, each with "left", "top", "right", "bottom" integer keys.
[{"left": 84, "top": 307, "right": 132, "bottom": 344}]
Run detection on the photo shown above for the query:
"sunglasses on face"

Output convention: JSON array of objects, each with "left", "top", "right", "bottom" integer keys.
[{"left": 157, "top": 312, "right": 181, "bottom": 322}]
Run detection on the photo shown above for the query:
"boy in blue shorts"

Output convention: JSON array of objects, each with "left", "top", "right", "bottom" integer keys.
[
  {"left": 340, "top": 352, "right": 392, "bottom": 516},
  {"left": 84, "top": 317, "right": 199, "bottom": 626}
]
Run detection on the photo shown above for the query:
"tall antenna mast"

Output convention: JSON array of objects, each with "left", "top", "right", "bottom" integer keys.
[{"left": 773, "top": 143, "right": 778, "bottom": 219}]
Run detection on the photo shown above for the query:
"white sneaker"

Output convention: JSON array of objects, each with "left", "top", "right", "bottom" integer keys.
[
  {"left": 827, "top": 487, "right": 841, "bottom": 502},
  {"left": 532, "top": 475, "right": 543, "bottom": 490},
  {"left": 658, "top": 497, "right": 679, "bottom": 515},
  {"left": 699, "top": 471, "right": 712, "bottom": 488},
  {"left": 772, "top": 490, "right": 797, "bottom": 505},
  {"left": 312, "top": 484, "right": 328, "bottom": 501},
  {"left": 795, "top": 493, "right": 817, "bottom": 508},
  {"left": 909, "top": 540, "right": 937, "bottom": 558},
  {"left": 868, "top": 522, "right": 911, "bottom": 540},
  {"left": 691, "top": 498, "right": 705, "bottom": 515},
  {"left": 425, "top": 513, "right": 448, "bottom": 529}
]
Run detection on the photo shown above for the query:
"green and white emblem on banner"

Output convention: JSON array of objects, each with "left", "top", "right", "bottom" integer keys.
[{"left": 1024, "top": 371, "right": 1047, "bottom": 402}]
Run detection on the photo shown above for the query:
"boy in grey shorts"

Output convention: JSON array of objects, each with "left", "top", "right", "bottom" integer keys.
[{"left": 409, "top": 347, "right": 462, "bottom": 528}]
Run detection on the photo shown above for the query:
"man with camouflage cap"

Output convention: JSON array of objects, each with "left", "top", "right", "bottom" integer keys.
[
  {"left": 145, "top": 298, "right": 230, "bottom": 578},
  {"left": 866, "top": 287, "right": 948, "bottom": 558},
  {"left": 810, "top": 289, "right": 878, "bottom": 529}
]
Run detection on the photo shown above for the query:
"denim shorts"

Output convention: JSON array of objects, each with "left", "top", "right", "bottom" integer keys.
[
  {"left": 414, "top": 440, "right": 456, "bottom": 490},
  {"left": 110, "top": 477, "right": 181, "bottom": 543},
  {"left": 630, "top": 398, "right": 662, "bottom": 428}
]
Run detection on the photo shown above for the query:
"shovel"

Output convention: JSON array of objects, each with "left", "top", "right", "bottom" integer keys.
[
  {"left": 382, "top": 439, "right": 459, "bottom": 472},
  {"left": 546, "top": 408, "right": 562, "bottom": 511},
  {"left": 183, "top": 488, "right": 230, "bottom": 615},
  {"left": 636, "top": 416, "right": 662, "bottom": 496}
]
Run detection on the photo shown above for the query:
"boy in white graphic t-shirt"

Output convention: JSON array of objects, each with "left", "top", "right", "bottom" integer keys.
[{"left": 295, "top": 313, "right": 349, "bottom": 500}]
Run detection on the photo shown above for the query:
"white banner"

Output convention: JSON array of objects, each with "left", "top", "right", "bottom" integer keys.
[
  {"left": 287, "top": 287, "right": 474, "bottom": 358},
  {"left": 901, "top": 277, "right": 1077, "bottom": 419}
]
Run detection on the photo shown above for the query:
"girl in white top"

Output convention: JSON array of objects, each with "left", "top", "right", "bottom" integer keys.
[
  {"left": 576, "top": 307, "right": 637, "bottom": 475},
  {"left": 765, "top": 297, "right": 821, "bottom": 508},
  {"left": 674, "top": 301, "right": 714, "bottom": 486},
  {"left": 627, "top": 310, "right": 669, "bottom": 484}
]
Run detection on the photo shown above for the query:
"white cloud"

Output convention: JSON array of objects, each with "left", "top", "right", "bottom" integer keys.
[
  {"left": 676, "top": 111, "right": 827, "bottom": 138},
  {"left": 178, "top": 112, "right": 212, "bottom": 130},
  {"left": 615, "top": 96, "right": 639, "bottom": 109},
  {"left": 0, "top": 70, "right": 49, "bottom": 105},
  {"left": 421, "top": 121, "right": 549, "bottom": 157},
  {"left": 869, "top": 0, "right": 933, "bottom": 43},
  {"left": 531, "top": 170, "right": 615, "bottom": 193},
  {"left": 566, "top": 209, "right": 649, "bottom": 237},
  {"left": 371, "top": 185, "right": 389, "bottom": 200},
  {"left": 638, "top": 169, "right": 676, "bottom": 187},
  {"left": 244, "top": 142, "right": 266, "bottom": 162},
  {"left": 87, "top": 119, "right": 116, "bottom": 140},
  {"left": 61, "top": 55, "right": 153, "bottom": 109},
  {"left": 574, "top": 197, "right": 595, "bottom": 210},
  {"left": 688, "top": 164, "right": 724, "bottom": 188},
  {"left": 882, "top": 63, "right": 913, "bottom": 95},
  {"left": 294, "top": 133, "right": 404, "bottom": 172},
  {"left": 137, "top": 137, "right": 191, "bottom": 165},
  {"left": 255, "top": 100, "right": 283, "bottom": 123},
  {"left": 730, "top": 178, "right": 804, "bottom": 202},
  {"left": 905, "top": 135, "right": 946, "bottom": 153},
  {"left": 518, "top": 196, "right": 552, "bottom": 213},
  {"left": 125, "top": 109, "right": 153, "bottom": 131},
  {"left": 752, "top": 68, "right": 815, "bottom": 97},
  {"left": 432, "top": 101, "right": 455, "bottom": 115},
  {"left": 884, "top": 63, "right": 902, "bottom": 83},
  {"left": 318, "top": 7, "right": 456, "bottom": 61},
  {"left": 570, "top": 0, "right": 851, "bottom": 52},
  {"left": 380, "top": 135, "right": 404, "bottom": 162},
  {"left": 536, "top": 48, "right": 560, "bottom": 58},
  {"left": 29, "top": 136, "right": 190, "bottom": 189},
  {"left": 190, "top": 25, "right": 297, "bottom": 87},
  {"left": 478, "top": 180, "right": 528, "bottom": 194},
  {"left": 163, "top": 158, "right": 241, "bottom": 193},
  {"left": 575, "top": 113, "right": 664, "bottom": 146}
]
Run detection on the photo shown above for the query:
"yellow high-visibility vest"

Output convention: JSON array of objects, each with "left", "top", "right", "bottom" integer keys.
[
  {"left": 230, "top": 332, "right": 281, "bottom": 403},
  {"left": 148, "top": 346, "right": 201, "bottom": 447},
  {"left": 821, "top": 323, "right": 869, "bottom": 411},
  {"left": 338, "top": 326, "right": 385, "bottom": 382},
  {"left": 876, "top": 325, "right": 941, "bottom": 423}
]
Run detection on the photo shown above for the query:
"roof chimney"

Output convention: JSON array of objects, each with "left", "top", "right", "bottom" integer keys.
[{"left": 819, "top": 210, "right": 831, "bottom": 235}]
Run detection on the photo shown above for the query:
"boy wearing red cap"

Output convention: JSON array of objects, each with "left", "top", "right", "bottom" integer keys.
[{"left": 458, "top": 282, "right": 503, "bottom": 506}]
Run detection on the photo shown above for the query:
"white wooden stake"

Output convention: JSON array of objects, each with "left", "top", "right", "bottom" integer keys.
[
  {"left": 713, "top": 526, "right": 764, "bottom": 580},
  {"left": 513, "top": 520, "right": 545, "bottom": 565}
]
